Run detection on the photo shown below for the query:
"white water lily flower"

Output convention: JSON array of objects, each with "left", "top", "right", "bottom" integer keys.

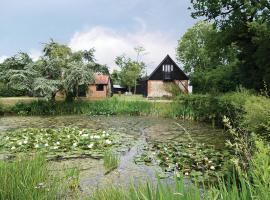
[
  {"left": 45, "top": 143, "right": 49, "bottom": 147},
  {"left": 210, "top": 166, "right": 215, "bottom": 170},
  {"left": 34, "top": 144, "right": 39, "bottom": 148},
  {"left": 102, "top": 134, "right": 106, "bottom": 137},
  {"left": 82, "top": 134, "right": 89, "bottom": 137},
  {"left": 79, "top": 131, "right": 83, "bottom": 135},
  {"left": 184, "top": 172, "right": 189, "bottom": 176},
  {"left": 87, "top": 143, "right": 94, "bottom": 149},
  {"left": 102, "top": 131, "right": 106, "bottom": 134},
  {"left": 53, "top": 146, "right": 58, "bottom": 150},
  {"left": 5, "top": 136, "right": 9, "bottom": 141},
  {"left": 72, "top": 142, "right": 77, "bottom": 147},
  {"left": 105, "top": 140, "right": 112, "bottom": 145},
  {"left": 90, "top": 136, "right": 94, "bottom": 139},
  {"left": 18, "top": 141, "right": 23, "bottom": 146},
  {"left": 56, "top": 141, "right": 60, "bottom": 145},
  {"left": 67, "top": 135, "right": 71, "bottom": 139},
  {"left": 11, "top": 146, "right": 16, "bottom": 150},
  {"left": 23, "top": 140, "right": 28, "bottom": 144}
]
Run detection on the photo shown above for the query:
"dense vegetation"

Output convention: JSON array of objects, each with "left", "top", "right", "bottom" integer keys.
[
  {"left": 0, "top": 41, "right": 109, "bottom": 100},
  {"left": 177, "top": 1, "right": 270, "bottom": 93}
]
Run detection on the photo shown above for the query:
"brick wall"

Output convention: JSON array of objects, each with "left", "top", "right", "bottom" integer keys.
[
  {"left": 87, "top": 85, "right": 108, "bottom": 99},
  {"left": 147, "top": 80, "right": 188, "bottom": 98}
]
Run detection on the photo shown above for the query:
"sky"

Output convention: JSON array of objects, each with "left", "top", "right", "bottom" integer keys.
[{"left": 0, "top": 0, "right": 198, "bottom": 73}]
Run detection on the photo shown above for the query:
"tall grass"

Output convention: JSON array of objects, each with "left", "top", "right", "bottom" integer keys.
[
  {"left": 0, "top": 154, "right": 64, "bottom": 200},
  {"left": 90, "top": 178, "right": 201, "bottom": 200},
  {"left": 103, "top": 151, "right": 120, "bottom": 174}
]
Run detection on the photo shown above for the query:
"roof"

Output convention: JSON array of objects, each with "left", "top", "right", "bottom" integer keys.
[
  {"left": 113, "top": 85, "right": 125, "bottom": 89},
  {"left": 94, "top": 73, "right": 109, "bottom": 84},
  {"left": 148, "top": 54, "right": 189, "bottom": 80}
]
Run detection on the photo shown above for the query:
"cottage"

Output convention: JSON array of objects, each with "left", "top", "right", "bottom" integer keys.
[
  {"left": 142, "top": 55, "right": 189, "bottom": 98},
  {"left": 87, "top": 73, "right": 111, "bottom": 99}
]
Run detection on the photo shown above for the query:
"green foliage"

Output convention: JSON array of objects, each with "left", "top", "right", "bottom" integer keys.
[
  {"left": 0, "top": 82, "right": 26, "bottom": 97},
  {"left": 190, "top": 0, "right": 270, "bottom": 91},
  {"left": 0, "top": 154, "right": 63, "bottom": 200},
  {"left": 176, "top": 21, "right": 238, "bottom": 93},
  {"left": 242, "top": 95, "right": 270, "bottom": 140},
  {"left": 103, "top": 151, "right": 120, "bottom": 173},
  {"left": 90, "top": 178, "right": 201, "bottom": 200},
  {"left": 111, "top": 70, "right": 121, "bottom": 85},
  {"left": 115, "top": 53, "right": 146, "bottom": 92},
  {"left": 64, "top": 61, "right": 94, "bottom": 99},
  {"left": 136, "top": 141, "right": 230, "bottom": 181},
  {"left": 164, "top": 82, "right": 183, "bottom": 98}
]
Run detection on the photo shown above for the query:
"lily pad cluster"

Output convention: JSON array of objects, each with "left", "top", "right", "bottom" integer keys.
[
  {"left": 135, "top": 141, "right": 231, "bottom": 180},
  {"left": 0, "top": 127, "right": 130, "bottom": 158}
]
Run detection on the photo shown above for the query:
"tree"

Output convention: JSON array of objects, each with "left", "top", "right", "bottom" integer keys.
[
  {"left": 111, "top": 70, "right": 121, "bottom": 85},
  {"left": 190, "top": 0, "right": 270, "bottom": 91},
  {"left": 115, "top": 55, "right": 145, "bottom": 93},
  {"left": 176, "top": 21, "right": 238, "bottom": 93},
  {"left": 63, "top": 61, "right": 94, "bottom": 100},
  {"left": 0, "top": 52, "right": 35, "bottom": 95}
]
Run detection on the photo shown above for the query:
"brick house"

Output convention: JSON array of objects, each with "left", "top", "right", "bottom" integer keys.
[
  {"left": 138, "top": 55, "right": 189, "bottom": 98},
  {"left": 55, "top": 73, "right": 111, "bottom": 100},
  {"left": 87, "top": 73, "right": 111, "bottom": 99}
]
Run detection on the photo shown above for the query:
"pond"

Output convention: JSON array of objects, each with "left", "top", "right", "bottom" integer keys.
[{"left": 0, "top": 115, "right": 228, "bottom": 195}]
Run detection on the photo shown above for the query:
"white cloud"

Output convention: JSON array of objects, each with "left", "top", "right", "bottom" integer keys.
[
  {"left": 29, "top": 49, "right": 42, "bottom": 61},
  {"left": 0, "top": 55, "right": 8, "bottom": 63},
  {"left": 69, "top": 25, "right": 177, "bottom": 74}
]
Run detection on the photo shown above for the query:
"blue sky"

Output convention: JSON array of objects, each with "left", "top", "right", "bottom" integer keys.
[{"left": 0, "top": 0, "right": 198, "bottom": 72}]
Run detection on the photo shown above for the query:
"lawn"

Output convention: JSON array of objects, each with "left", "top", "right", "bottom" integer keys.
[{"left": 0, "top": 97, "right": 39, "bottom": 107}]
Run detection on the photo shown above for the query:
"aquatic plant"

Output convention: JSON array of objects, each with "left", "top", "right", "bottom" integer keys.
[
  {"left": 135, "top": 141, "right": 231, "bottom": 181},
  {"left": 103, "top": 150, "right": 120, "bottom": 174},
  {"left": 0, "top": 127, "right": 128, "bottom": 158},
  {"left": 0, "top": 154, "right": 65, "bottom": 200}
]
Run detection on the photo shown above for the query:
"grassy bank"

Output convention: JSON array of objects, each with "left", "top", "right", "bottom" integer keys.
[{"left": 0, "top": 154, "right": 65, "bottom": 200}]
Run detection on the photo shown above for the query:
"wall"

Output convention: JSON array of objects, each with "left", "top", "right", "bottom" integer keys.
[
  {"left": 147, "top": 80, "right": 188, "bottom": 98},
  {"left": 87, "top": 85, "right": 108, "bottom": 99}
]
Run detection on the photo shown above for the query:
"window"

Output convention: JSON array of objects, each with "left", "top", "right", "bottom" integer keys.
[
  {"left": 163, "top": 65, "right": 173, "bottom": 72},
  {"left": 96, "top": 84, "right": 104, "bottom": 91}
]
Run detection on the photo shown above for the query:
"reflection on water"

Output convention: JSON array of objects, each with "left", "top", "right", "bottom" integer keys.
[{"left": 0, "top": 115, "right": 227, "bottom": 193}]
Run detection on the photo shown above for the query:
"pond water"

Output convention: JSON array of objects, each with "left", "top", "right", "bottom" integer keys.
[{"left": 0, "top": 115, "right": 227, "bottom": 195}]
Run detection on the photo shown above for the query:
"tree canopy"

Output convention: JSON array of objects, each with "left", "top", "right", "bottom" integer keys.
[
  {"left": 176, "top": 21, "right": 239, "bottom": 93},
  {"left": 190, "top": 0, "right": 270, "bottom": 91},
  {"left": 0, "top": 40, "right": 108, "bottom": 100}
]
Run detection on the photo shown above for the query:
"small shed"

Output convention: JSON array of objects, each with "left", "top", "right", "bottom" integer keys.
[{"left": 87, "top": 73, "right": 111, "bottom": 99}]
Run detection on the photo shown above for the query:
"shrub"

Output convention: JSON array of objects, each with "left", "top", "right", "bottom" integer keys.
[
  {"left": 243, "top": 96, "right": 270, "bottom": 140},
  {"left": 0, "top": 82, "right": 25, "bottom": 97}
]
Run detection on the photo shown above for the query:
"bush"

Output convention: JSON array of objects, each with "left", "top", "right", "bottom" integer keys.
[
  {"left": 0, "top": 82, "right": 25, "bottom": 97},
  {"left": 177, "top": 93, "right": 245, "bottom": 126},
  {"left": 243, "top": 95, "right": 270, "bottom": 140}
]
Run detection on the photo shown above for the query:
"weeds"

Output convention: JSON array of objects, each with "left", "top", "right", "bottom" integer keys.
[
  {"left": 0, "top": 154, "right": 65, "bottom": 200},
  {"left": 103, "top": 150, "right": 120, "bottom": 174},
  {"left": 90, "top": 178, "right": 201, "bottom": 200}
]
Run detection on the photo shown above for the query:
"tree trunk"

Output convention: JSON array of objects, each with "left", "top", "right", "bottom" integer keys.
[
  {"left": 76, "top": 84, "right": 79, "bottom": 98},
  {"left": 134, "top": 80, "right": 137, "bottom": 94}
]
